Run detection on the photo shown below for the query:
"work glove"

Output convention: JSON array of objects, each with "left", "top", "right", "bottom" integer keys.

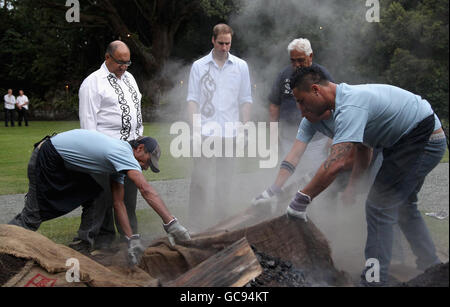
[
  {"left": 252, "top": 184, "right": 283, "bottom": 206},
  {"left": 163, "top": 217, "right": 191, "bottom": 247},
  {"left": 286, "top": 191, "right": 311, "bottom": 222},
  {"left": 126, "top": 234, "right": 145, "bottom": 266}
]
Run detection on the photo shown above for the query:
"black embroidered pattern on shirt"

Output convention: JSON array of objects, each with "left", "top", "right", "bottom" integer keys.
[
  {"left": 200, "top": 67, "right": 216, "bottom": 118},
  {"left": 107, "top": 74, "right": 131, "bottom": 140},
  {"left": 123, "top": 75, "right": 143, "bottom": 137}
]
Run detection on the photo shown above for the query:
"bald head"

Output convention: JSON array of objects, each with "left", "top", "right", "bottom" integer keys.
[
  {"left": 105, "top": 40, "right": 131, "bottom": 79},
  {"left": 106, "top": 40, "right": 130, "bottom": 56}
]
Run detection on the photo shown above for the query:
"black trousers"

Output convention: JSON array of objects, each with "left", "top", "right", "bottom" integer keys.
[
  {"left": 4, "top": 108, "right": 15, "bottom": 126},
  {"left": 17, "top": 108, "right": 28, "bottom": 126},
  {"left": 76, "top": 174, "right": 138, "bottom": 247},
  {"left": 9, "top": 139, "right": 102, "bottom": 231}
]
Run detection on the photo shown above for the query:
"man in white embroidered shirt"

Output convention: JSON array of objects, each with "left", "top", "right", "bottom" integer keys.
[
  {"left": 186, "top": 23, "right": 253, "bottom": 231},
  {"left": 75, "top": 40, "right": 144, "bottom": 252}
]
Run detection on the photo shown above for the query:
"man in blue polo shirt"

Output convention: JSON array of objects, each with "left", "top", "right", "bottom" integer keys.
[
  {"left": 283, "top": 66, "right": 446, "bottom": 285},
  {"left": 9, "top": 129, "right": 191, "bottom": 265}
]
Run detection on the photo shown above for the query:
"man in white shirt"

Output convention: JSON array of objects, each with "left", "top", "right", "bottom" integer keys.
[
  {"left": 74, "top": 40, "right": 144, "bottom": 252},
  {"left": 16, "top": 90, "right": 29, "bottom": 127},
  {"left": 186, "top": 24, "right": 253, "bottom": 231},
  {"left": 4, "top": 89, "right": 16, "bottom": 127}
]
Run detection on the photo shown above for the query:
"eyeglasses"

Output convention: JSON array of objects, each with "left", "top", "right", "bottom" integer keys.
[
  {"left": 290, "top": 58, "right": 306, "bottom": 64},
  {"left": 108, "top": 53, "right": 132, "bottom": 67}
]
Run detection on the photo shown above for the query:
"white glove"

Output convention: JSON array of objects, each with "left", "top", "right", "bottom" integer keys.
[
  {"left": 252, "top": 185, "right": 283, "bottom": 206},
  {"left": 126, "top": 234, "right": 145, "bottom": 266},
  {"left": 286, "top": 191, "right": 311, "bottom": 222},
  {"left": 163, "top": 217, "right": 191, "bottom": 246}
]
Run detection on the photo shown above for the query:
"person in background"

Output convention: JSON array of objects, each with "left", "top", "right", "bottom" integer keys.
[
  {"left": 186, "top": 23, "right": 253, "bottom": 231},
  {"left": 4, "top": 89, "right": 16, "bottom": 127},
  {"left": 75, "top": 40, "right": 144, "bottom": 252},
  {"left": 268, "top": 38, "right": 334, "bottom": 165},
  {"left": 16, "top": 90, "right": 29, "bottom": 127}
]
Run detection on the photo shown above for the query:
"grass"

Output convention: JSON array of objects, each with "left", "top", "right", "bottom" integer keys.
[
  {"left": 38, "top": 209, "right": 168, "bottom": 245},
  {"left": 0, "top": 121, "right": 262, "bottom": 195},
  {"left": 0, "top": 121, "right": 193, "bottom": 195}
]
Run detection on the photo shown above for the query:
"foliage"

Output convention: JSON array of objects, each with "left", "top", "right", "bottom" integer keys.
[{"left": 0, "top": 0, "right": 448, "bottom": 121}]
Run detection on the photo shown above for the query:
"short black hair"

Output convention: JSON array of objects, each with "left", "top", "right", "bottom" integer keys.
[{"left": 290, "top": 66, "right": 329, "bottom": 92}]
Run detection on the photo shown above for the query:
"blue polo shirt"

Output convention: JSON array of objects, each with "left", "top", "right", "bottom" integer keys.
[
  {"left": 50, "top": 129, "right": 143, "bottom": 183},
  {"left": 296, "top": 83, "right": 436, "bottom": 148}
]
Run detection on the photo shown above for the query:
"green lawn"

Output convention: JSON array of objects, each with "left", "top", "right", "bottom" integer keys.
[
  {"left": 0, "top": 121, "right": 193, "bottom": 195},
  {"left": 38, "top": 209, "right": 170, "bottom": 245},
  {"left": 0, "top": 121, "right": 263, "bottom": 195}
]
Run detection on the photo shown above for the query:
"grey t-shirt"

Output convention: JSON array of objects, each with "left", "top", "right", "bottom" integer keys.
[{"left": 268, "top": 62, "right": 335, "bottom": 125}]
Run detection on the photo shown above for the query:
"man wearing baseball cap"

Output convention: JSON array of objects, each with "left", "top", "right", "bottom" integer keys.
[{"left": 10, "top": 129, "right": 191, "bottom": 266}]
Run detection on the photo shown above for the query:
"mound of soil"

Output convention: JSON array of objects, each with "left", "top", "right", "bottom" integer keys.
[
  {"left": 400, "top": 262, "right": 449, "bottom": 287},
  {"left": 0, "top": 253, "right": 28, "bottom": 286}
]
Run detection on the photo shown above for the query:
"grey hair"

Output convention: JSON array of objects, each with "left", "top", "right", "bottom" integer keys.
[{"left": 287, "top": 38, "right": 313, "bottom": 56}]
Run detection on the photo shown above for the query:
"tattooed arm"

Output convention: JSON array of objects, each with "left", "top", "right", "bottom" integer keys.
[{"left": 301, "top": 142, "right": 356, "bottom": 199}]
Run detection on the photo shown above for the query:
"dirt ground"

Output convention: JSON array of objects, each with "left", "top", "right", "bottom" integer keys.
[{"left": 400, "top": 262, "right": 449, "bottom": 287}]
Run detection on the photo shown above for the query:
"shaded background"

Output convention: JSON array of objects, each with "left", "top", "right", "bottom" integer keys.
[{"left": 0, "top": 0, "right": 448, "bottom": 130}]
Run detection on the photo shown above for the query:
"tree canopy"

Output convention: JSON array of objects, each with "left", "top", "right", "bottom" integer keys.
[{"left": 0, "top": 0, "right": 448, "bottom": 124}]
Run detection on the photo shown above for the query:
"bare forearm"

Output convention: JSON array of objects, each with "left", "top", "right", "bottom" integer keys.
[
  {"left": 301, "top": 163, "right": 340, "bottom": 199},
  {"left": 140, "top": 187, "right": 174, "bottom": 224},
  {"left": 113, "top": 201, "right": 133, "bottom": 237},
  {"left": 274, "top": 140, "right": 307, "bottom": 188},
  {"left": 111, "top": 181, "right": 134, "bottom": 237},
  {"left": 302, "top": 142, "right": 354, "bottom": 199},
  {"left": 127, "top": 170, "right": 174, "bottom": 224}
]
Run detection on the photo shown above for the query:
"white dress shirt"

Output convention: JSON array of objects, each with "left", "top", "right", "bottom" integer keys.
[
  {"left": 187, "top": 50, "right": 253, "bottom": 137},
  {"left": 79, "top": 62, "right": 143, "bottom": 141},
  {"left": 4, "top": 94, "right": 16, "bottom": 110},
  {"left": 16, "top": 95, "right": 29, "bottom": 110}
]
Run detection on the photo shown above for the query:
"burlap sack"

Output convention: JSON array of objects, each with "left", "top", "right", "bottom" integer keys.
[
  {"left": 1, "top": 207, "right": 352, "bottom": 287},
  {"left": 139, "top": 212, "right": 353, "bottom": 286},
  {"left": 0, "top": 224, "right": 157, "bottom": 287}
]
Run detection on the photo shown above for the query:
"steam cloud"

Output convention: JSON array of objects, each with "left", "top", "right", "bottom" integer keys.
[{"left": 157, "top": 0, "right": 380, "bottom": 278}]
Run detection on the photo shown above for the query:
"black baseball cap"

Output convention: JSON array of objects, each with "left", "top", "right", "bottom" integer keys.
[{"left": 137, "top": 137, "right": 161, "bottom": 173}]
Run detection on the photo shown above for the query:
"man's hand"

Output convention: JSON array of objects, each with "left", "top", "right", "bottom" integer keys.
[
  {"left": 163, "top": 218, "right": 191, "bottom": 246},
  {"left": 126, "top": 234, "right": 145, "bottom": 266},
  {"left": 286, "top": 191, "right": 311, "bottom": 222},
  {"left": 252, "top": 185, "right": 283, "bottom": 206}
]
